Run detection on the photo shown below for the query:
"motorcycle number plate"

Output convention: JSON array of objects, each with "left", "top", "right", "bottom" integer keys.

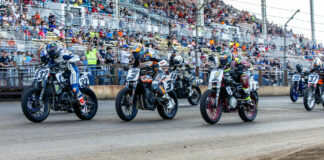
[
  {"left": 35, "top": 68, "right": 50, "bottom": 82},
  {"left": 79, "top": 76, "right": 89, "bottom": 88},
  {"left": 33, "top": 68, "right": 40, "bottom": 80},
  {"left": 308, "top": 74, "right": 319, "bottom": 84},
  {"left": 163, "top": 76, "right": 173, "bottom": 92},
  {"left": 126, "top": 68, "right": 140, "bottom": 81},
  {"left": 292, "top": 74, "right": 301, "bottom": 81},
  {"left": 209, "top": 69, "right": 223, "bottom": 83},
  {"left": 226, "top": 86, "right": 233, "bottom": 95}
]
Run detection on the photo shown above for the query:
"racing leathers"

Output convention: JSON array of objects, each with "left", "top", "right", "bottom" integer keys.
[
  {"left": 49, "top": 48, "right": 85, "bottom": 107},
  {"left": 134, "top": 52, "right": 166, "bottom": 100},
  {"left": 225, "top": 58, "right": 253, "bottom": 103}
]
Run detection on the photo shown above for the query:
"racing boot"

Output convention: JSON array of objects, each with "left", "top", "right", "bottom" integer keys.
[
  {"left": 72, "top": 85, "right": 87, "bottom": 113},
  {"left": 244, "top": 88, "right": 254, "bottom": 106},
  {"left": 78, "top": 96, "right": 88, "bottom": 113}
]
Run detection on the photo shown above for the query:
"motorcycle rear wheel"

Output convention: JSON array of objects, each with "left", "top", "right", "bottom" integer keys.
[
  {"left": 157, "top": 91, "right": 178, "bottom": 120},
  {"left": 73, "top": 88, "right": 98, "bottom": 120},
  {"left": 238, "top": 92, "right": 258, "bottom": 122},
  {"left": 187, "top": 86, "right": 201, "bottom": 106}
]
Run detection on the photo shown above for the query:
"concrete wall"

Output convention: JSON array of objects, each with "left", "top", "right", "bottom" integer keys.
[{"left": 90, "top": 85, "right": 290, "bottom": 100}]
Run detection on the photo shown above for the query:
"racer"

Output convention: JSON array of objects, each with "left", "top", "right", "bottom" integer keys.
[
  {"left": 46, "top": 43, "right": 86, "bottom": 111},
  {"left": 221, "top": 52, "right": 253, "bottom": 104},
  {"left": 131, "top": 44, "right": 165, "bottom": 100}
]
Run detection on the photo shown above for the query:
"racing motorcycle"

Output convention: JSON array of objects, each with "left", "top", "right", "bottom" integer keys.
[
  {"left": 21, "top": 63, "right": 98, "bottom": 123},
  {"left": 303, "top": 72, "right": 324, "bottom": 111},
  {"left": 115, "top": 60, "right": 178, "bottom": 121},
  {"left": 290, "top": 72, "right": 307, "bottom": 102},
  {"left": 169, "top": 67, "right": 202, "bottom": 105},
  {"left": 200, "top": 68, "right": 258, "bottom": 124}
]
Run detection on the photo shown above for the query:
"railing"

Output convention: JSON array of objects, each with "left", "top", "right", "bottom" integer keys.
[{"left": 0, "top": 64, "right": 293, "bottom": 90}]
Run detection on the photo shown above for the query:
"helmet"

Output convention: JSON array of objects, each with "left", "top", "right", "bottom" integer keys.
[
  {"left": 174, "top": 56, "right": 183, "bottom": 66},
  {"left": 46, "top": 43, "right": 60, "bottom": 58},
  {"left": 219, "top": 51, "right": 232, "bottom": 67},
  {"left": 313, "top": 57, "right": 322, "bottom": 67},
  {"left": 296, "top": 64, "right": 303, "bottom": 72},
  {"left": 234, "top": 54, "right": 243, "bottom": 64},
  {"left": 132, "top": 44, "right": 144, "bottom": 53}
]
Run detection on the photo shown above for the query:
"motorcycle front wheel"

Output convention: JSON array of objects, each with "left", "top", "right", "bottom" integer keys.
[
  {"left": 73, "top": 88, "right": 98, "bottom": 120},
  {"left": 303, "top": 87, "right": 315, "bottom": 111},
  {"left": 187, "top": 86, "right": 201, "bottom": 106},
  {"left": 115, "top": 88, "right": 138, "bottom": 121},
  {"left": 290, "top": 85, "right": 298, "bottom": 102},
  {"left": 21, "top": 87, "right": 50, "bottom": 123},
  {"left": 157, "top": 91, "right": 178, "bottom": 120},
  {"left": 200, "top": 89, "right": 222, "bottom": 124}
]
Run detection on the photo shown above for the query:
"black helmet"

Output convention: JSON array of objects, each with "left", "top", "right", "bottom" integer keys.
[
  {"left": 219, "top": 51, "right": 232, "bottom": 67},
  {"left": 46, "top": 43, "right": 60, "bottom": 58},
  {"left": 296, "top": 64, "right": 303, "bottom": 72}
]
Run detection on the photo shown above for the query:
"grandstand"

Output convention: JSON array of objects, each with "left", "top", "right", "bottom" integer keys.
[{"left": 0, "top": 0, "right": 320, "bottom": 98}]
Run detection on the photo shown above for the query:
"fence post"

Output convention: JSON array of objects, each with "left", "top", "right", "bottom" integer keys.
[
  {"left": 284, "top": 70, "right": 288, "bottom": 86},
  {"left": 114, "top": 64, "right": 119, "bottom": 85},
  {"left": 258, "top": 70, "right": 263, "bottom": 86}
]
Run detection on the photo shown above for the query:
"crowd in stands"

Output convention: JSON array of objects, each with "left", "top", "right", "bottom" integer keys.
[{"left": 0, "top": 0, "right": 323, "bottom": 87}]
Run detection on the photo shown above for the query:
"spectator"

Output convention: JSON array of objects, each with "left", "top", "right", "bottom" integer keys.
[
  {"left": 85, "top": 45, "right": 98, "bottom": 85},
  {"left": 8, "top": 38, "right": 15, "bottom": 48},
  {"left": 97, "top": 45, "right": 107, "bottom": 85},
  {"left": 118, "top": 45, "right": 130, "bottom": 85},
  {"left": 106, "top": 46, "right": 115, "bottom": 84},
  {"left": 48, "top": 12, "right": 55, "bottom": 25},
  {"left": 169, "top": 50, "right": 176, "bottom": 68},
  {"left": 0, "top": 51, "right": 13, "bottom": 86}
]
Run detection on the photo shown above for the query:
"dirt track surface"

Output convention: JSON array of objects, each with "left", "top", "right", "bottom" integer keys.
[{"left": 1, "top": 97, "right": 324, "bottom": 160}]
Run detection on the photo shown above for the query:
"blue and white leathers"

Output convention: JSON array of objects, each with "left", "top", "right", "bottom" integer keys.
[{"left": 53, "top": 49, "right": 83, "bottom": 100}]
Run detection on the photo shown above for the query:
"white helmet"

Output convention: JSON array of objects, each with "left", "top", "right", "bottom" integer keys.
[
  {"left": 313, "top": 57, "right": 322, "bottom": 67},
  {"left": 174, "top": 56, "right": 183, "bottom": 66}
]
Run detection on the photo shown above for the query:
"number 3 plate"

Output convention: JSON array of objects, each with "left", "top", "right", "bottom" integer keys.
[{"left": 126, "top": 68, "right": 140, "bottom": 81}]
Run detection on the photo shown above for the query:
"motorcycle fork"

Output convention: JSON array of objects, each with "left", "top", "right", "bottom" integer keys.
[
  {"left": 38, "top": 79, "right": 47, "bottom": 102},
  {"left": 213, "top": 83, "right": 221, "bottom": 108},
  {"left": 295, "top": 81, "right": 299, "bottom": 91},
  {"left": 130, "top": 82, "right": 137, "bottom": 105},
  {"left": 319, "top": 85, "right": 324, "bottom": 102}
]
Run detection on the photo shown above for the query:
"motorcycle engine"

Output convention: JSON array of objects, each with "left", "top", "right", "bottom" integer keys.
[
  {"left": 228, "top": 96, "right": 238, "bottom": 109},
  {"left": 61, "top": 92, "right": 71, "bottom": 105}
]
